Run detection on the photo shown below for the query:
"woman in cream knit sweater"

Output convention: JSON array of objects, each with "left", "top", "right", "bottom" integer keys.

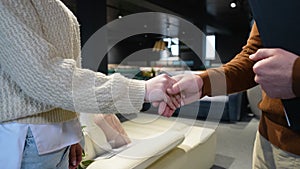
[{"left": 0, "top": 0, "right": 179, "bottom": 168}]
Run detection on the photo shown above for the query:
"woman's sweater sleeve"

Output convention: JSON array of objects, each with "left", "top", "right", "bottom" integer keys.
[
  {"left": 200, "top": 22, "right": 262, "bottom": 97},
  {"left": 0, "top": 6, "right": 145, "bottom": 114}
]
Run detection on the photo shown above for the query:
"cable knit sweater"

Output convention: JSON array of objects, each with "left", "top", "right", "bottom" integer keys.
[{"left": 0, "top": 0, "right": 145, "bottom": 124}]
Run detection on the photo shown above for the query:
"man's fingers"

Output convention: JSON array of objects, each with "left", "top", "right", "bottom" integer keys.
[
  {"left": 181, "top": 93, "right": 201, "bottom": 106},
  {"left": 174, "top": 94, "right": 181, "bottom": 108},
  {"left": 167, "top": 75, "right": 185, "bottom": 95},
  {"left": 158, "top": 102, "right": 167, "bottom": 115},
  {"left": 161, "top": 105, "right": 170, "bottom": 117},
  {"left": 152, "top": 101, "right": 160, "bottom": 107},
  {"left": 158, "top": 102, "right": 175, "bottom": 117},
  {"left": 166, "top": 91, "right": 181, "bottom": 108},
  {"left": 162, "top": 106, "right": 174, "bottom": 117},
  {"left": 167, "top": 83, "right": 180, "bottom": 95},
  {"left": 160, "top": 104, "right": 175, "bottom": 118},
  {"left": 163, "top": 94, "right": 177, "bottom": 110},
  {"left": 249, "top": 48, "right": 276, "bottom": 61}
]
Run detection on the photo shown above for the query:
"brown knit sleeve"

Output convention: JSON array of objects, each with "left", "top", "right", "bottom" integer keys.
[
  {"left": 293, "top": 58, "right": 300, "bottom": 96},
  {"left": 199, "top": 22, "right": 263, "bottom": 97}
]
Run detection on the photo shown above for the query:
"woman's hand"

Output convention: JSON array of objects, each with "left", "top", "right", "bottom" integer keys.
[
  {"left": 69, "top": 143, "right": 82, "bottom": 169},
  {"left": 145, "top": 74, "right": 181, "bottom": 117}
]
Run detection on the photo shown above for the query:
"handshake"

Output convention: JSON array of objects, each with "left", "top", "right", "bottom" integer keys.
[{"left": 144, "top": 73, "right": 203, "bottom": 117}]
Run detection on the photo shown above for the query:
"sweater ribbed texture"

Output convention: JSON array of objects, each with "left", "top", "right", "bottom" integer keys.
[{"left": 0, "top": 0, "right": 145, "bottom": 124}]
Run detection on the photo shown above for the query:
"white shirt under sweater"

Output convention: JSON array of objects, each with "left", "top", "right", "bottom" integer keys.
[
  {"left": 0, "top": 119, "right": 82, "bottom": 169},
  {"left": 0, "top": 0, "right": 146, "bottom": 168}
]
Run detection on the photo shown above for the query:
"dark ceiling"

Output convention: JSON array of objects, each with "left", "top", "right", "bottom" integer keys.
[
  {"left": 146, "top": 0, "right": 252, "bottom": 34},
  {"left": 108, "top": 0, "right": 253, "bottom": 35},
  {"left": 105, "top": 0, "right": 253, "bottom": 65}
]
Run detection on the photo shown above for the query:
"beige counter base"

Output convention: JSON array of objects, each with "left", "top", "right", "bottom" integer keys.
[{"left": 87, "top": 113, "right": 216, "bottom": 169}]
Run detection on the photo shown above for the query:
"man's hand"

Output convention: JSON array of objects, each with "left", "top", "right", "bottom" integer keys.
[
  {"left": 69, "top": 143, "right": 82, "bottom": 169},
  {"left": 145, "top": 74, "right": 181, "bottom": 117},
  {"left": 250, "top": 48, "right": 298, "bottom": 99},
  {"left": 167, "top": 73, "right": 203, "bottom": 106}
]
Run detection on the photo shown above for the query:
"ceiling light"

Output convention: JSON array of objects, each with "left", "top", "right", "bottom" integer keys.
[
  {"left": 152, "top": 40, "right": 166, "bottom": 52},
  {"left": 230, "top": 1, "right": 237, "bottom": 8}
]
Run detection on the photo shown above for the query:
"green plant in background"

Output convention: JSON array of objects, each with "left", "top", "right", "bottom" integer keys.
[{"left": 77, "top": 157, "right": 94, "bottom": 169}]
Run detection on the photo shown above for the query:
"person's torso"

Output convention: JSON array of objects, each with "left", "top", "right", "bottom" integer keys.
[{"left": 0, "top": 0, "right": 81, "bottom": 122}]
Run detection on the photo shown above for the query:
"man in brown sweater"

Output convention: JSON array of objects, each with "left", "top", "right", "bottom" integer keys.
[{"left": 168, "top": 22, "right": 300, "bottom": 168}]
